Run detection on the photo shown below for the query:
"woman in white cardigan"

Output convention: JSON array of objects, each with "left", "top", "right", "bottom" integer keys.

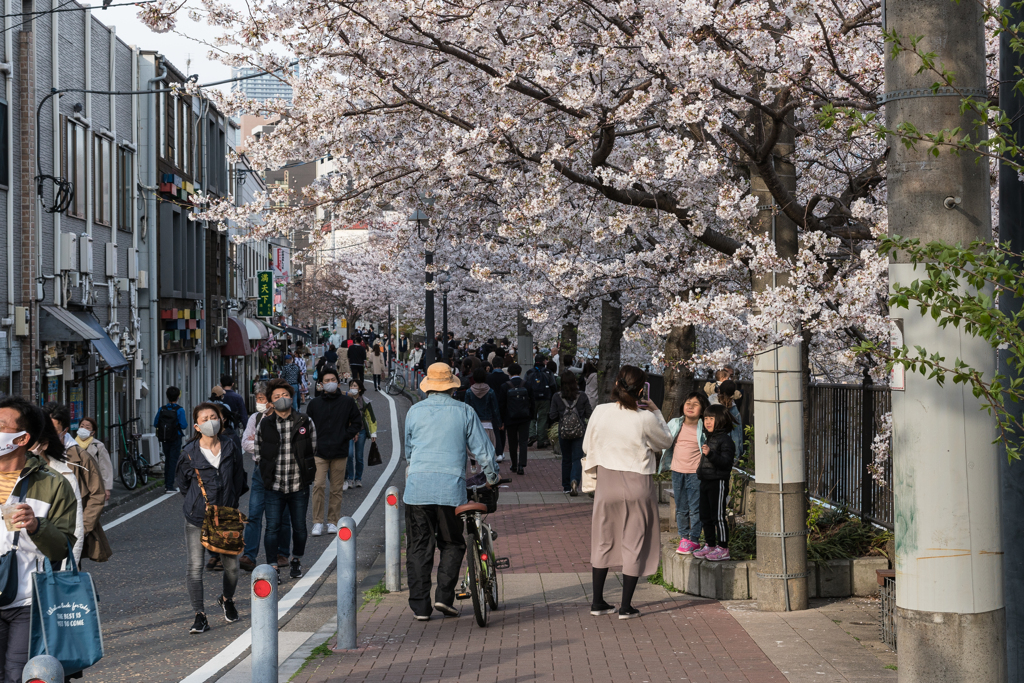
[{"left": 582, "top": 365, "right": 674, "bottom": 620}]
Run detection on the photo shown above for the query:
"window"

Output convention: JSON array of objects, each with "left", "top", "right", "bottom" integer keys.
[
  {"left": 93, "top": 135, "right": 113, "bottom": 225},
  {"left": 157, "top": 90, "right": 165, "bottom": 161},
  {"left": 0, "top": 101, "right": 8, "bottom": 187},
  {"left": 166, "top": 93, "right": 176, "bottom": 161},
  {"left": 61, "top": 116, "right": 87, "bottom": 218},
  {"left": 181, "top": 101, "right": 191, "bottom": 175},
  {"left": 117, "top": 146, "right": 133, "bottom": 232}
]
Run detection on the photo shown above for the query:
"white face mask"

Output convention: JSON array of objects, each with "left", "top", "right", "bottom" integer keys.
[
  {"left": 256, "top": 402, "right": 268, "bottom": 413},
  {"left": 348, "top": 387, "right": 359, "bottom": 396},
  {"left": 323, "top": 382, "right": 339, "bottom": 393},
  {"left": 273, "top": 397, "right": 292, "bottom": 411},
  {"left": 0, "top": 431, "right": 27, "bottom": 456},
  {"left": 76, "top": 428, "right": 91, "bottom": 439},
  {"left": 198, "top": 420, "right": 221, "bottom": 437}
]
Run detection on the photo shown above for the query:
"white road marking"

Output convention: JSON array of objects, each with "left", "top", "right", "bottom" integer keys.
[
  {"left": 104, "top": 491, "right": 177, "bottom": 530},
  {"left": 179, "top": 390, "right": 402, "bottom": 683}
]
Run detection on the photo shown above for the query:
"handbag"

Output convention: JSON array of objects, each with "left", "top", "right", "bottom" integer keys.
[
  {"left": 84, "top": 524, "right": 112, "bottom": 563},
  {"left": 30, "top": 539, "right": 104, "bottom": 674},
  {"left": 0, "top": 479, "right": 28, "bottom": 607},
  {"left": 367, "top": 441, "right": 382, "bottom": 467},
  {"left": 580, "top": 457, "right": 597, "bottom": 494},
  {"left": 189, "top": 455, "right": 247, "bottom": 556}
]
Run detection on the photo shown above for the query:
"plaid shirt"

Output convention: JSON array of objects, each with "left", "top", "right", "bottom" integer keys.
[
  {"left": 256, "top": 412, "right": 317, "bottom": 494},
  {"left": 280, "top": 363, "right": 301, "bottom": 385}
]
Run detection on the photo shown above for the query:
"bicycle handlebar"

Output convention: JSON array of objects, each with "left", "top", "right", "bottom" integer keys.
[{"left": 108, "top": 417, "right": 142, "bottom": 430}]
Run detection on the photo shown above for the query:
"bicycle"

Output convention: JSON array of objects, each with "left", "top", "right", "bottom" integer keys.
[
  {"left": 110, "top": 417, "right": 148, "bottom": 490},
  {"left": 384, "top": 368, "right": 407, "bottom": 396},
  {"left": 455, "top": 476, "right": 512, "bottom": 627}
]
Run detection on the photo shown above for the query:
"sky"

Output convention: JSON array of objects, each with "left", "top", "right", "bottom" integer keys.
[{"left": 94, "top": 0, "right": 236, "bottom": 89}]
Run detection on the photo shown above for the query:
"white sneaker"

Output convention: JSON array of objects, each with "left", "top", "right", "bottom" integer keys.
[
  {"left": 327, "top": 523, "right": 338, "bottom": 535},
  {"left": 311, "top": 523, "right": 323, "bottom": 537},
  {"left": 355, "top": 480, "right": 362, "bottom": 488},
  {"left": 496, "top": 454, "right": 504, "bottom": 462},
  {"left": 343, "top": 480, "right": 351, "bottom": 491}
]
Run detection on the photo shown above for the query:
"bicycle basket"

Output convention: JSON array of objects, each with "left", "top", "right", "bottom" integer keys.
[{"left": 467, "top": 484, "right": 499, "bottom": 513}]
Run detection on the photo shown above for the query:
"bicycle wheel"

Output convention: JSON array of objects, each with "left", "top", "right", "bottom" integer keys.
[
  {"left": 466, "top": 534, "right": 489, "bottom": 627},
  {"left": 120, "top": 453, "right": 138, "bottom": 490},
  {"left": 484, "top": 532, "right": 499, "bottom": 611},
  {"left": 137, "top": 452, "right": 149, "bottom": 486}
]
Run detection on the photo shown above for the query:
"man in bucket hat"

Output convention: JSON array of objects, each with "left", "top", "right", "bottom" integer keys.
[{"left": 403, "top": 363, "right": 499, "bottom": 621}]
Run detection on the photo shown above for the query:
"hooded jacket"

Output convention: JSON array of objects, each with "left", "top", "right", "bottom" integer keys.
[
  {"left": 696, "top": 430, "right": 736, "bottom": 481},
  {"left": 176, "top": 437, "right": 247, "bottom": 527},
  {"left": 464, "top": 385, "right": 502, "bottom": 428},
  {"left": 305, "top": 390, "right": 364, "bottom": 459}
]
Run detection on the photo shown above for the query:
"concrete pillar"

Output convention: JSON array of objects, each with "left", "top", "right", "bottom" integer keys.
[
  {"left": 750, "top": 132, "right": 807, "bottom": 612},
  {"left": 885, "top": 0, "right": 1006, "bottom": 679}
]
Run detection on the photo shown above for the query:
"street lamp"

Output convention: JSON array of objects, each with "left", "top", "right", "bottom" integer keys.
[
  {"left": 438, "top": 273, "right": 451, "bottom": 362},
  {"left": 408, "top": 209, "right": 435, "bottom": 365}
]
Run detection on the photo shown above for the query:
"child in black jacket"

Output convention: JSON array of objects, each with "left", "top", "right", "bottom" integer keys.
[{"left": 694, "top": 404, "right": 736, "bottom": 562}]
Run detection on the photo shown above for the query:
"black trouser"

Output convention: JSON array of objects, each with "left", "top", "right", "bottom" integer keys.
[
  {"left": 494, "top": 426, "right": 506, "bottom": 460},
  {"left": 405, "top": 504, "right": 466, "bottom": 616},
  {"left": 351, "top": 364, "right": 365, "bottom": 385},
  {"left": 505, "top": 422, "right": 529, "bottom": 469},
  {"left": 698, "top": 479, "right": 729, "bottom": 548}
]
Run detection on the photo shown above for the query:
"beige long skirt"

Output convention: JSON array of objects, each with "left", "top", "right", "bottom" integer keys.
[{"left": 590, "top": 466, "right": 660, "bottom": 577}]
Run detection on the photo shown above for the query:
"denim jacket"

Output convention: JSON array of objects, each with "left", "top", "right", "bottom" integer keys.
[
  {"left": 658, "top": 416, "right": 706, "bottom": 474},
  {"left": 403, "top": 393, "right": 499, "bottom": 507}
]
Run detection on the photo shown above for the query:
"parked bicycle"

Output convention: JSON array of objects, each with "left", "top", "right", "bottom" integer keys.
[
  {"left": 384, "top": 368, "right": 407, "bottom": 396},
  {"left": 110, "top": 417, "right": 148, "bottom": 490},
  {"left": 456, "top": 474, "right": 511, "bottom": 626}
]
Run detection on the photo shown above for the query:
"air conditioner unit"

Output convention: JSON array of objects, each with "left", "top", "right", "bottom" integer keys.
[
  {"left": 79, "top": 234, "right": 93, "bottom": 274},
  {"left": 138, "top": 270, "right": 148, "bottom": 289},
  {"left": 139, "top": 434, "right": 160, "bottom": 470},
  {"left": 105, "top": 243, "right": 118, "bottom": 278},
  {"left": 59, "top": 234, "right": 77, "bottom": 271},
  {"left": 128, "top": 248, "right": 138, "bottom": 279},
  {"left": 216, "top": 326, "right": 228, "bottom": 345}
]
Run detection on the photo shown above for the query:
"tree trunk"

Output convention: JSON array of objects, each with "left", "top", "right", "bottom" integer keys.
[
  {"left": 559, "top": 322, "right": 578, "bottom": 367},
  {"left": 597, "top": 298, "right": 623, "bottom": 404},
  {"left": 662, "top": 324, "right": 696, "bottom": 420}
]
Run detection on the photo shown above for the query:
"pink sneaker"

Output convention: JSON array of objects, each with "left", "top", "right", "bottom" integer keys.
[
  {"left": 692, "top": 545, "right": 713, "bottom": 559},
  {"left": 676, "top": 539, "right": 700, "bottom": 555},
  {"left": 706, "top": 547, "right": 731, "bottom": 562}
]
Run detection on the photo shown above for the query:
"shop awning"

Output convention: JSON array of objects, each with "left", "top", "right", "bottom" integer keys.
[
  {"left": 223, "top": 317, "right": 251, "bottom": 357},
  {"left": 40, "top": 305, "right": 101, "bottom": 343},
  {"left": 265, "top": 322, "right": 285, "bottom": 335},
  {"left": 283, "top": 325, "right": 312, "bottom": 340},
  {"left": 68, "top": 311, "right": 129, "bottom": 371},
  {"left": 244, "top": 318, "right": 267, "bottom": 341}
]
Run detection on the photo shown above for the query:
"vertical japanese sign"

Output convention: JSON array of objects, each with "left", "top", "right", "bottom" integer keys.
[
  {"left": 272, "top": 246, "right": 291, "bottom": 283},
  {"left": 257, "top": 271, "right": 274, "bottom": 317}
]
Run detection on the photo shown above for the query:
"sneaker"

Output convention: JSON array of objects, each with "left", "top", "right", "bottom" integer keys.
[
  {"left": 516, "top": 468, "right": 525, "bottom": 475},
  {"left": 570, "top": 480, "right": 579, "bottom": 497},
  {"left": 433, "top": 602, "right": 459, "bottom": 617},
  {"left": 239, "top": 556, "right": 256, "bottom": 572},
  {"left": 327, "top": 523, "right": 339, "bottom": 535},
  {"left": 590, "top": 602, "right": 617, "bottom": 616},
  {"left": 693, "top": 545, "right": 714, "bottom": 559},
  {"left": 206, "top": 556, "right": 223, "bottom": 572},
  {"left": 676, "top": 539, "right": 700, "bottom": 555},
  {"left": 311, "top": 523, "right": 324, "bottom": 537},
  {"left": 706, "top": 546, "right": 731, "bottom": 562},
  {"left": 190, "top": 612, "right": 209, "bottom": 634},
  {"left": 563, "top": 489, "right": 572, "bottom": 495},
  {"left": 218, "top": 595, "right": 239, "bottom": 623},
  {"left": 277, "top": 555, "right": 290, "bottom": 568},
  {"left": 413, "top": 614, "right": 431, "bottom": 621},
  {"left": 618, "top": 607, "right": 641, "bottom": 620},
  {"left": 355, "top": 480, "right": 362, "bottom": 488},
  {"left": 290, "top": 557, "right": 303, "bottom": 579},
  {"left": 496, "top": 454, "right": 504, "bottom": 462},
  {"left": 343, "top": 480, "right": 351, "bottom": 491}
]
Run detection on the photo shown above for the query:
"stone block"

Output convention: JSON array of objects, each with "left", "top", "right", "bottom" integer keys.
[
  {"left": 679, "top": 553, "right": 701, "bottom": 595},
  {"left": 852, "top": 557, "right": 890, "bottom": 597},
  {"left": 808, "top": 562, "right": 818, "bottom": 598},
  {"left": 698, "top": 560, "right": 749, "bottom": 599},
  {"left": 818, "top": 558, "right": 852, "bottom": 598}
]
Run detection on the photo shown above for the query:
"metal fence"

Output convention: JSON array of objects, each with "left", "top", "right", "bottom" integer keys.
[{"left": 806, "top": 383, "right": 893, "bottom": 529}]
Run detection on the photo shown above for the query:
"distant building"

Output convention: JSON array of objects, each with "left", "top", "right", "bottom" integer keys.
[{"left": 231, "top": 66, "right": 296, "bottom": 104}]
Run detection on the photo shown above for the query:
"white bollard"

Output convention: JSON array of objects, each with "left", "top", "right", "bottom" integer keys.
[
  {"left": 385, "top": 486, "right": 401, "bottom": 591},
  {"left": 336, "top": 516, "right": 357, "bottom": 650},
  {"left": 250, "top": 564, "right": 279, "bottom": 683},
  {"left": 21, "top": 655, "right": 63, "bottom": 683}
]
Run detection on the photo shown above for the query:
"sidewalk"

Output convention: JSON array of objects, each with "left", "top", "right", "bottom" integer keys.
[{"left": 283, "top": 453, "right": 893, "bottom": 683}]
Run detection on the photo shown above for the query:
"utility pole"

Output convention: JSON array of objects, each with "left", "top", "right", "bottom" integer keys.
[
  {"left": 749, "top": 123, "right": 807, "bottom": 612},
  {"left": 998, "top": 0, "right": 1024, "bottom": 677},
  {"left": 516, "top": 310, "right": 532, "bottom": 367},
  {"left": 886, "top": 0, "right": 1005, "bottom": 679}
]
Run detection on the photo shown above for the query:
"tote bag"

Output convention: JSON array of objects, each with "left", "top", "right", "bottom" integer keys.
[{"left": 30, "top": 539, "right": 104, "bottom": 674}]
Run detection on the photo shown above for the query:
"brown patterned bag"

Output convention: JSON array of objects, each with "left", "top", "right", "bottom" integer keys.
[{"left": 189, "top": 456, "right": 247, "bottom": 556}]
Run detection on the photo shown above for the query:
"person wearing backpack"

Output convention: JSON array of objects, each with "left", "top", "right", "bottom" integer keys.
[
  {"left": 154, "top": 387, "right": 189, "bottom": 493},
  {"left": 499, "top": 363, "right": 534, "bottom": 475},
  {"left": 464, "top": 367, "right": 502, "bottom": 459},
  {"left": 526, "top": 355, "right": 554, "bottom": 449},
  {"left": 548, "top": 372, "right": 593, "bottom": 496}
]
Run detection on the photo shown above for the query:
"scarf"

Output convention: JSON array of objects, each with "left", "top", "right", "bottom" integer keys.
[
  {"left": 470, "top": 383, "right": 491, "bottom": 399},
  {"left": 75, "top": 436, "right": 94, "bottom": 450}
]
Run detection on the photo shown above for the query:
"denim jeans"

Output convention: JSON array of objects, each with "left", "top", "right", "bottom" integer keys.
[
  {"left": 243, "top": 466, "right": 291, "bottom": 562},
  {"left": 290, "top": 384, "right": 301, "bottom": 411},
  {"left": 264, "top": 486, "right": 309, "bottom": 563},
  {"left": 163, "top": 438, "right": 182, "bottom": 491},
  {"left": 672, "top": 471, "right": 702, "bottom": 543},
  {"left": 559, "top": 436, "right": 584, "bottom": 491},
  {"left": 0, "top": 605, "right": 30, "bottom": 683},
  {"left": 186, "top": 521, "right": 238, "bottom": 613},
  {"left": 346, "top": 429, "right": 367, "bottom": 482}
]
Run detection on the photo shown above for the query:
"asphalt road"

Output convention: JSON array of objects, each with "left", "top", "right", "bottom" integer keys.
[{"left": 81, "top": 389, "right": 412, "bottom": 683}]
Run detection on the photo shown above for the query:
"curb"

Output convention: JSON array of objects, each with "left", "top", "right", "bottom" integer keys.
[{"left": 103, "top": 479, "right": 167, "bottom": 514}]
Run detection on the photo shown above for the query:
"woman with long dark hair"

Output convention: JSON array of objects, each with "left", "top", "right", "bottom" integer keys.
[
  {"left": 548, "top": 372, "right": 593, "bottom": 495},
  {"left": 582, "top": 365, "right": 674, "bottom": 620}
]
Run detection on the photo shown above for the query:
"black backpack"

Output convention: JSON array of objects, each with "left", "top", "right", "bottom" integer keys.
[
  {"left": 156, "top": 406, "right": 180, "bottom": 442},
  {"left": 506, "top": 381, "right": 532, "bottom": 422},
  {"left": 525, "top": 368, "right": 551, "bottom": 400},
  {"left": 559, "top": 396, "right": 586, "bottom": 440}
]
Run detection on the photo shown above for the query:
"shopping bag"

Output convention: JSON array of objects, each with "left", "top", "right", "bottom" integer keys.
[
  {"left": 367, "top": 441, "right": 382, "bottom": 467},
  {"left": 30, "top": 539, "right": 104, "bottom": 674},
  {"left": 580, "top": 457, "right": 597, "bottom": 494}
]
